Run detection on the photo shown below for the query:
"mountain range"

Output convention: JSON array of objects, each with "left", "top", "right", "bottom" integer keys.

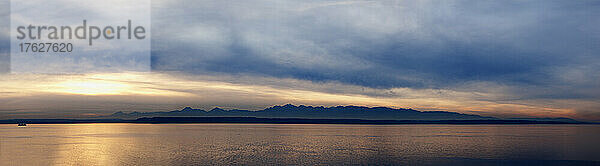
[{"left": 106, "top": 104, "right": 578, "bottom": 122}]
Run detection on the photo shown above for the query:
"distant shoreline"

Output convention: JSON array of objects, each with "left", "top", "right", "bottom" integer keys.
[{"left": 0, "top": 117, "right": 596, "bottom": 125}]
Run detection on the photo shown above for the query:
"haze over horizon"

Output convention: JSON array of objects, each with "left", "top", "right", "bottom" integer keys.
[{"left": 1, "top": 0, "right": 600, "bottom": 122}]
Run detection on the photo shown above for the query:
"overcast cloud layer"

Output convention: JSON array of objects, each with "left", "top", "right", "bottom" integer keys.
[
  {"left": 0, "top": 0, "right": 599, "bottom": 120},
  {"left": 148, "top": 0, "right": 600, "bottom": 117},
  {"left": 152, "top": 0, "right": 599, "bottom": 88}
]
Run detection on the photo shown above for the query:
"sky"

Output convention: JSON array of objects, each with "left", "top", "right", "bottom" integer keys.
[{"left": 0, "top": 0, "right": 599, "bottom": 121}]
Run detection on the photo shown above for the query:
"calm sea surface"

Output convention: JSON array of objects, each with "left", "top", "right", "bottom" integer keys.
[{"left": 1, "top": 124, "right": 599, "bottom": 165}]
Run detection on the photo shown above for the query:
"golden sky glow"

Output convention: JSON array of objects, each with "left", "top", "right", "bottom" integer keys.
[
  {"left": 41, "top": 74, "right": 192, "bottom": 96},
  {"left": 0, "top": 72, "right": 586, "bottom": 120}
]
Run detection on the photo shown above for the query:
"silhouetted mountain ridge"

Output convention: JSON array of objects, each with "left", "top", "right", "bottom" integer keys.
[{"left": 107, "top": 104, "right": 498, "bottom": 120}]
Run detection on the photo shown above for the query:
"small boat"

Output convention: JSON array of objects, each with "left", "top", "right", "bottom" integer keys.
[{"left": 18, "top": 123, "right": 27, "bottom": 127}]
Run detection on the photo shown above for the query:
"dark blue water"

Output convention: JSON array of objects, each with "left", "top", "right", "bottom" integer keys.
[{"left": 1, "top": 124, "right": 599, "bottom": 165}]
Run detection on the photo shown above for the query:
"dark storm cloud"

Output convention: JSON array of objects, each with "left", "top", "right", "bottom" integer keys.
[{"left": 151, "top": 0, "right": 599, "bottom": 94}]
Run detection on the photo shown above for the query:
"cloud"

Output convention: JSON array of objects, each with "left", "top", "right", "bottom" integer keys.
[
  {"left": 8, "top": 0, "right": 151, "bottom": 73},
  {"left": 150, "top": 0, "right": 599, "bottom": 91},
  {"left": 1, "top": 0, "right": 599, "bottom": 121},
  {"left": 146, "top": 0, "right": 600, "bottom": 120}
]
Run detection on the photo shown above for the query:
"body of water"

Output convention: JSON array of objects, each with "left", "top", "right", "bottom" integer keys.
[{"left": 1, "top": 124, "right": 599, "bottom": 165}]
